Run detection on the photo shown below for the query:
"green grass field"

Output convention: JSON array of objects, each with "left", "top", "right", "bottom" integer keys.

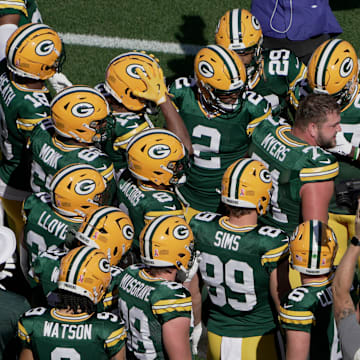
[{"left": 36, "top": 0, "right": 360, "bottom": 88}]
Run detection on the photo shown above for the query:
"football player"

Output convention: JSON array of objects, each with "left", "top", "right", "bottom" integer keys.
[
  {"left": 0, "top": 0, "right": 71, "bottom": 90},
  {"left": 188, "top": 158, "right": 290, "bottom": 359},
  {"left": 95, "top": 52, "right": 156, "bottom": 180},
  {"left": 279, "top": 220, "right": 354, "bottom": 359},
  {"left": 0, "top": 23, "right": 64, "bottom": 241},
  {"left": 29, "top": 85, "right": 117, "bottom": 202},
  {"left": 215, "top": 8, "right": 307, "bottom": 119},
  {"left": 18, "top": 246, "right": 126, "bottom": 359},
  {"left": 117, "top": 215, "right": 193, "bottom": 360},
  {"left": 164, "top": 44, "right": 271, "bottom": 220},
  {"left": 22, "top": 163, "right": 108, "bottom": 281},
  {"left": 29, "top": 205, "right": 134, "bottom": 311},
  {"left": 249, "top": 93, "right": 340, "bottom": 236},
  {"left": 117, "top": 128, "right": 187, "bottom": 259},
  {"left": 307, "top": 39, "right": 360, "bottom": 264}
]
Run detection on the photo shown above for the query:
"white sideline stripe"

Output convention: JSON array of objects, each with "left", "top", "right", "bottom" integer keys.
[{"left": 59, "top": 32, "right": 202, "bottom": 55}]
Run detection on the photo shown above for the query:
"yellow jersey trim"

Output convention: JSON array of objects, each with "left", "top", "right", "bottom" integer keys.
[{"left": 299, "top": 162, "right": 339, "bottom": 182}]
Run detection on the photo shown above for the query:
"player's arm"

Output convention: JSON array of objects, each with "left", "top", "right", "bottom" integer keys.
[
  {"left": 285, "top": 330, "right": 311, "bottom": 360},
  {"left": 162, "top": 316, "right": 192, "bottom": 360},
  {"left": 159, "top": 98, "right": 193, "bottom": 155},
  {"left": 269, "top": 257, "right": 290, "bottom": 313},
  {"left": 132, "top": 66, "right": 193, "bottom": 154},
  {"left": 110, "top": 347, "right": 125, "bottom": 360},
  {"left": 332, "top": 200, "right": 360, "bottom": 325},
  {"left": 19, "top": 348, "right": 34, "bottom": 360},
  {"left": 300, "top": 181, "right": 334, "bottom": 223}
]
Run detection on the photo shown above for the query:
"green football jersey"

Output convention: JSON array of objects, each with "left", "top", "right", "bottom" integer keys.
[
  {"left": 0, "top": 59, "right": 51, "bottom": 191},
  {"left": 29, "top": 123, "right": 116, "bottom": 198},
  {"left": 22, "top": 193, "right": 82, "bottom": 267},
  {"left": 169, "top": 77, "right": 272, "bottom": 212},
  {"left": 18, "top": 307, "right": 126, "bottom": 359},
  {"left": 117, "top": 169, "right": 184, "bottom": 248},
  {"left": 117, "top": 264, "right": 192, "bottom": 360},
  {"left": 280, "top": 273, "right": 359, "bottom": 359},
  {"left": 190, "top": 212, "right": 289, "bottom": 337},
  {"left": 0, "top": 289, "right": 30, "bottom": 360},
  {"left": 249, "top": 49, "right": 306, "bottom": 117},
  {"left": 248, "top": 117, "right": 339, "bottom": 235},
  {"left": 0, "top": 0, "right": 42, "bottom": 26},
  {"left": 328, "top": 86, "right": 360, "bottom": 215},
  {"left": 101, "top": 111, "right": 153, "bottom": 173}
]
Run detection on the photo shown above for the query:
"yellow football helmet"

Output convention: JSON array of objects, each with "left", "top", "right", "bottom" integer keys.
[
  {"left": 215, "top": 9, "right": 263, "bottom": 79},
  {"left": 51, "top": 85, "right": 110, "bottom": 143},
  {"left": 221, "top": 158, "right": 272, "bottom": 215},
  {"left": 290, "top": 220, "right": 338, "bottom": 275},
  {"left": 307, "top": 39, "right": 359, "bottom": 107},
  {"left": 76, "top": 206, "right": 134, "bottom": 266},
  {"left": 194, "top": 44, "right": 247, "bottom": 113},
  {"left": 6, "top": 23, "right": 64, "bottom": 80},
  {"left": 215, "top": 9, "right": 263, "bottom": 56},
  {"left": 140, "top": 215, "right": 194, "bottom": 271},
  {"left": 126, "top": 128, "right": 188, "bottom": 186},
  {"left": 58, "top": 246, "right": 111, "bottom": 304},
  {"left": 104, "top": 51, "right": 160, "bottom": 112},
  {"left": 50, "top": 164, "right": 107, "bottom": 218}
]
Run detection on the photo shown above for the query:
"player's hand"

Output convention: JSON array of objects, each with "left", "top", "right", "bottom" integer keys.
[
  {"left": 190, "top": 322, "right": 202, "bottom": 355},
  {"left": 48, "top": 72, "right": 73, "bottom": 93},
  {"left": 133, "top": 65, "right": 167, "bottom": 105},
  {"left": 328, "top": 132, "right": 353, "bottom": 156}
]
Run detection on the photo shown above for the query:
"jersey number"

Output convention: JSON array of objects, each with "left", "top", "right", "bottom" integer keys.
[
  {"left": 199, "top": 252, "right": 256, "bottom": 311},
  {"left": 192, "top": 125, "right": 221, "bottom": 169},
  {"left": 118, "top": 299, "right": 156, "bottom": 360}
]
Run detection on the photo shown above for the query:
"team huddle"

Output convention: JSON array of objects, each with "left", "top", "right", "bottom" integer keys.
[{"left": 0, "top": 1, "right": 359, "bottom": 360}]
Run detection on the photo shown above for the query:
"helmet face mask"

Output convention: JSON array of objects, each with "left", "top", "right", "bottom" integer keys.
[
  {"left": 221, "top": 158, "right": 272, "bottom": 215},
  {"left": 308, "top": 39, "right": 359, "bottom": 107},
  {"left": 195, "top": 44, "right": 247, "bottom": 114},
  {"left": 290, "top": 220, "right": 338, "bottom": 275},
  {"left": 215, "top": 9, "right": 263, "bottom": 81},
  {"left": 76, "top": 206, "right": 134, "bottom": 266},
  {"left": 51, "top": 86, "right": 111, "bottom": 144},
  {"left": 50, "top": 164, "right": 107, "bottom": 218},
  {"left": 126, "top": 128, "right": 189, "bottom": 186},
  {"left": 105, "top": 51, "right": 160, "bottom": 112},
  {"left": 6, "top": 23, "right": 64, "bottom": 80},
  {"left": 58, "top": 246, "right": 111, "bottom": 304},
  {"left": 139, "top": 215, "right": 194, "bottom": 272}
]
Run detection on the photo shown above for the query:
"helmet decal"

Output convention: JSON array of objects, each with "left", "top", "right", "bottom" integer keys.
[
  {"left": 74, "top": 179, "right": 96, "bottom": 195},
  {"left": 340, "top": 57, "right": 354, "bottom": 78},
  {"left": 71, "top": 102, "right": 95, "bottom": 118},
  {"left": 148, "top": 144, "right": 171, "bottom": 159},
  {"left": 35, "top": 40, "right": 55, "bottom": 56},
  {"left": 173, "top": 224, "right": 190, "bottom": 240}
]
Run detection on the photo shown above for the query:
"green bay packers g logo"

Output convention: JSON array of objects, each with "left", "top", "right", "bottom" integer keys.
[
  {"left": 35, "top": 40, "right": 55, "bottom": 56},
  {"left": 72, "top": 102, "right": 95, "bottom": 118},
  {"left": 122, "top": 224, "right": 134, "bottom": 240},
  {"left": 148, "top": 144, "right": 171, "bottom": 159},
  {"left": 259, "top": 169, "right": 272, "bottom": 183},
  {"left": 173, "top": 224, "right": 190, "bottom": 240},
  {"left": 127, "top": 64, "right": 146, "bottom": 79},
  {"left": 74, "top": 179, "right": 96, "bottom": 195},
  {"left": 99, "top": 258, "right": 110, "bottom": 273},
  {"left": 198, "top": 60, "right": 214, "bottom": 78},
  {"left": 340, "top": 57, "right": 354, "bottom": 78}
]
